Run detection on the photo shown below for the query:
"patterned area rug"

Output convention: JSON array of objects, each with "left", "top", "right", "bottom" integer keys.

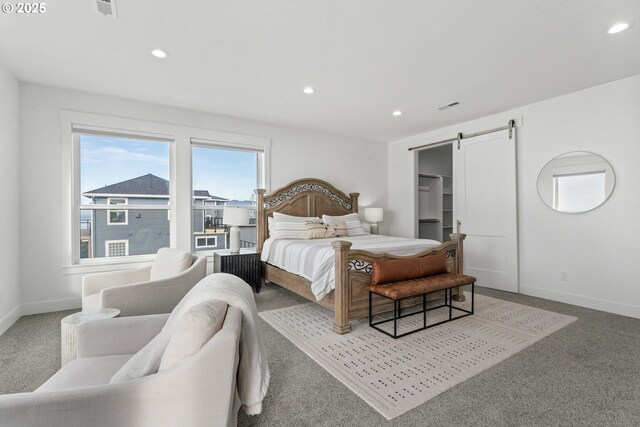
[{"left": 260, "top": 294, "right": 577, "bottom": 420}]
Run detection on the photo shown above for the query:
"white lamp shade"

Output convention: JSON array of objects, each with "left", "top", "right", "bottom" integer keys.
[
  {"left": 364, "top": 207, "right": 383, "bottom": 223},
  {"left": 223, "top": 206, "right": 250, "bottom": 226}
]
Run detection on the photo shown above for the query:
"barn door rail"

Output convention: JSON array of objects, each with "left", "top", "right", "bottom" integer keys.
[{"left": 408, "top": 119, "right": 516, "bottom": 151}]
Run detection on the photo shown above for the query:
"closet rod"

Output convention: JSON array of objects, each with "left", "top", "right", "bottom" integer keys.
[{"left": 407, "top": 119, "right": 515, "bottom": 151}]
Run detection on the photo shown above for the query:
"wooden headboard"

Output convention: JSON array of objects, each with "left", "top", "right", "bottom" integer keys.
[{"left": 255, "top": 178, "right": 360, "bottom": 253}]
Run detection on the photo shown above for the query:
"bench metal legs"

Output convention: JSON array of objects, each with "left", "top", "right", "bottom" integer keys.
[{"left": 368, "top": 283, "right": 475, "bottom": 339}]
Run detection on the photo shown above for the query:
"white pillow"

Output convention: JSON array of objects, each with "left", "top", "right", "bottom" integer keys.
[
  {"left": 270, "top": 212, "right": 322, "bottom": 240},
  {"left": 110, "top": 331, "right": 167, "bottom": 383},
  {"left": 158, "top": 300, "right": 228, "bottom": 371},
  {"left": 322, "top": 213, "right": 367, "bottom": 236},
  {"left": 149, "top": 248, "right": 193, "bottom": 281}
]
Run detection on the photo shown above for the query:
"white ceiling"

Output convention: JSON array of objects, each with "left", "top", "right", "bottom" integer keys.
[{"left": 1, "top": 0, "right": 639, "bottom": 142}]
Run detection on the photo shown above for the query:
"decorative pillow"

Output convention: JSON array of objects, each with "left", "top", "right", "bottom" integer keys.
[
  {"left": 370, "top": 252, "right": 448, "bottom": 285},
  {"left": 149, "top": 248, "right": 193, "bottom": 281},
  {"left": 306, "top": 222, "right": 329, "bottom": 239},
  {"left": 271, "top": 212, "right": 322, "bottom": 240},
  {"left": 110, "top": 332, "right": 167, "bottom": 383},
  {"left": 158, "top": 300, "right": 228, "bottom": 371},
  {"left": 322, "top": 213, "right": 367, "bottom": 236},
  {"left": 326, "top": 221, "right": 348, "bottom": 237}
]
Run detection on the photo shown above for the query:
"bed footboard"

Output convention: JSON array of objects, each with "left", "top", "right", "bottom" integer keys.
[{"left": 331, "top": 233, "right": 467, "bottom": 334}]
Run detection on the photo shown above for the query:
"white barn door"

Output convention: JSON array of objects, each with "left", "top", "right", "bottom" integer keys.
[{"left": 454, "top": 129, "right": 518, "bottom": 292}]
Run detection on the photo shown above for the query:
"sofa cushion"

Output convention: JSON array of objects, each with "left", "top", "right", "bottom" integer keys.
[
  {"left": 149, "top": 248, "right": 193, "bottom": 281},
  {"left": 371, "top": 252, "right": 448, "bottom": 285},
  {"left": 36, "top": 354, "right": 133, "bottom": 392},
  {"left": 159, "top": 300, "right": 228, "bottom": 371}
]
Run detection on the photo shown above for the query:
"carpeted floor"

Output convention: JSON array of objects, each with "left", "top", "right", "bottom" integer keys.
[{"left": 1, "top": 286, "right": 640, "bottom": 426}]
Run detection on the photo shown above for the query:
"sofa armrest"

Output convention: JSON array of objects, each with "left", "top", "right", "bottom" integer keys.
[
  {"left": 82, "top": 266, "right": 151, "bottom": 298},
  {"left": 76, "top": 313, "right": 169, "bottom": 358},
  {"left": 100, "top": 256, "right": 207, "bottom": 316}
]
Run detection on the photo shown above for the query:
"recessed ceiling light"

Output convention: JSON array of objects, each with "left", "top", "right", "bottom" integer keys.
[
  {"left": 608, "top": 22, "right": 630, "bottom": 34},
  {"left": 151, "top": 49, "right": 168, "bottom": 58},
  {"left": 392, "top": 110, "right": 403, "bottom": 117},
  {"left": 303, "top": 86, "right": 315, "bottom": 95}
]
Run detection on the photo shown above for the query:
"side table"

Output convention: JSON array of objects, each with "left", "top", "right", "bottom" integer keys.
[
  {"left": 213, "top": 248, "right": 261, "bottom": 293},
  {"left": 60, "top": 308, "right": 120, "bottom": 367}
]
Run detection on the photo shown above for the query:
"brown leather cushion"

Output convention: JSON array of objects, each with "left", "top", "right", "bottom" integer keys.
[
  {"left": 371, "top": 252, "right": 448, "bottom": 285},
  {"left": 368, "top": 273, "right": 476, "bottom": 300}
]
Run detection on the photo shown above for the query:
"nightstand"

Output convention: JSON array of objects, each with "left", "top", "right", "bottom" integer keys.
[{"left": 213, "top": 248, "right": 261, "bottom": 293}]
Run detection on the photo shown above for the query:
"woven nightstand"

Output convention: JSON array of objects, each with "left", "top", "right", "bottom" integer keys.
[{"left": 213, "top": 248, "right": 261, "bottom": 293}]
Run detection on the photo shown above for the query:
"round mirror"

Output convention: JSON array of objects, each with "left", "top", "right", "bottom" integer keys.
[{"left": 537, "top": 151, "right": 615, "bottom": 213}]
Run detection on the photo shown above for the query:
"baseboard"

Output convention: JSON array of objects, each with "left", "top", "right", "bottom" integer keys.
[
  {"left": 0, "top": 305, "right": 22, "bottom": 336},
  {"left": 20, "top": 297, "right": 81, "bottom": 316},
  {"left": 519, "top": 285, "right": 640, "bottom": 319}
]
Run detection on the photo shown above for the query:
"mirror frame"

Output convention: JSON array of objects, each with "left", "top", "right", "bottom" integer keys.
[{"left": 536, "top": 151, "right": 615, "bottom": 214}]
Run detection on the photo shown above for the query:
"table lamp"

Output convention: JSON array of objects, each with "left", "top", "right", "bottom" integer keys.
[
  {"left": 223, "top": 206, "right": 250, "bottom": 253},
  {"left": 364, "top": 207, "right": 383, "bottom": 234}
]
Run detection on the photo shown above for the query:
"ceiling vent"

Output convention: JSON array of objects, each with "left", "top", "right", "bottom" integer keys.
[
  {"left": 96, "top": 0, "right": 117, "bottom": 17},
  {"left": 437, "top": 101, "right": 461, "bottom": 111}
]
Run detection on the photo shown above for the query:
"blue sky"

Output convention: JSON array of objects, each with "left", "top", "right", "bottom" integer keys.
[{"left": 80, "top": 135, "right": 257, "bottom": 202}]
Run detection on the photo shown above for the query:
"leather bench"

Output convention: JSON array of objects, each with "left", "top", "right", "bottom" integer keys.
[{"left": 367, "top": 252, "right": 476, "bottom": 339}]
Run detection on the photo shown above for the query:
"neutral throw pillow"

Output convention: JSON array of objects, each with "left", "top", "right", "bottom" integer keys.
[
  {"left": 322, "top": 213, "right": 367, "bottom": 236},
  {"left": 149, "top": 248, "right": 193, "bottom": 281},
  {"left": 326, "top": 221, "right": 348, "bottom": 237},
  {"left": 306, "top": 222, "right": 329, "bottom": 239},
  {"left": 271, "top": 212, "right": 322, "bottom": 240},
  {"left": 158, "top": 300, "right": 228, "bottom": 371}
]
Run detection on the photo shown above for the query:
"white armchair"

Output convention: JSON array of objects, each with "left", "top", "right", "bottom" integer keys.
[
  {"left": 82, "top": 248, "right": 207, "bottom": 316},
  {"left": 0, "top": 308, "right": 243, "bottom": 427}
]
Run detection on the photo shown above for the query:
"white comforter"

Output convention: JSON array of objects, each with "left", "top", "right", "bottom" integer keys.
[{"left": 261, "top": 234, "right": 441, "bottom": 300}]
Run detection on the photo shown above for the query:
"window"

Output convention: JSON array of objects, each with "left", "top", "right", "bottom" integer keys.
[
  {"left": 107, "top": 198, "right": 128, "bottom": 225},
  {"left": 62, "top": 111, "right": 270, "bottom": 268},
  {"left": 553, "top": 171, "right": 606, "bottom": 213},
  {"left": 78, "top": 133, "right": 170, "bottom": 259},
  {"left": 105, "top": 240, "right": 129, "bottom": 257},
  {"left": 191, "top": 144, "right": 261, "bottom": 252},
  {"left": 195, "top": 236, "right": 218, "bottom": 249}
]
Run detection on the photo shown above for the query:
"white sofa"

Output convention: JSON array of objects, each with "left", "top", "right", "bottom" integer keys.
[
  {"left": 0, "top": 308, "right": 242, "bottom": 427},
  {"left": 82, "top": 248, "right": 207, "bottom": 316}
]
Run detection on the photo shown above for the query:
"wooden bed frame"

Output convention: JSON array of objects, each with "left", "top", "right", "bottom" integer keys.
[{"left": 256, "top": 178, "right": 466, "bottom": 334}]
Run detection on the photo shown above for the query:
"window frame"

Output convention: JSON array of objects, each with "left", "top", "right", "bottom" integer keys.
[
  {"left": 552, "top": 170, "right": 606, "bottom": 211},
  {"left": 61, "top": 110, "right": 270, "bottom": 274},
  {"left": 106, "top": 197, "right": 129, "bottom": 225},
  {"left": 190, "top": 139, "right": 268, "bottom": 253},
  {"left": 194, "top": 235, "right": 218, "bottom": 249}
]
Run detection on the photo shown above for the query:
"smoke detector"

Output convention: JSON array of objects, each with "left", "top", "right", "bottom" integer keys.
[
  {"left": 437, "top": 101, "right": 461, "bottom": 111},
  {"left": 96, "top": 0, "right": 117, "bottom": 17}
]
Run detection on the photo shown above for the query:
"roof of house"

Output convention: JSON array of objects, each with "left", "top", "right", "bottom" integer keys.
[{"left": 83, "top": 174, "right": 228, "bottom": 200}]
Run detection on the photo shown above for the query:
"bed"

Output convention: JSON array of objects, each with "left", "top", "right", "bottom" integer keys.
[{"left": 256, "top": 178, "right": 466, "bottom": 334}]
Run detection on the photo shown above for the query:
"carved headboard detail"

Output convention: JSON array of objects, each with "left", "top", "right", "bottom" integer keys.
[{"left": 255, "top": 178, "right": 359, "bottom": 252}]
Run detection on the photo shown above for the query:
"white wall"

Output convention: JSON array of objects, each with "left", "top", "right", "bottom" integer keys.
[
  {"left": 19, "top": 84, "right": 387, "bottom": 313},
  {"left": 0, "top": 64, "right": 21, "bottom": 334},
  {"left": 389, "top": 74, "right": 640, "bottom": 319}
]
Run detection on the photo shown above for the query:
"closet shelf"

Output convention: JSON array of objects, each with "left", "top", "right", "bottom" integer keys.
[{"left": 419, "top": 218, "right": 440, "bottom": 223}]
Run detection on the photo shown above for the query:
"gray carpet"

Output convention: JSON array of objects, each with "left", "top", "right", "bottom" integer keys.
[{"left": 1, "top": 287, "right": 640, "bottom": 426}]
